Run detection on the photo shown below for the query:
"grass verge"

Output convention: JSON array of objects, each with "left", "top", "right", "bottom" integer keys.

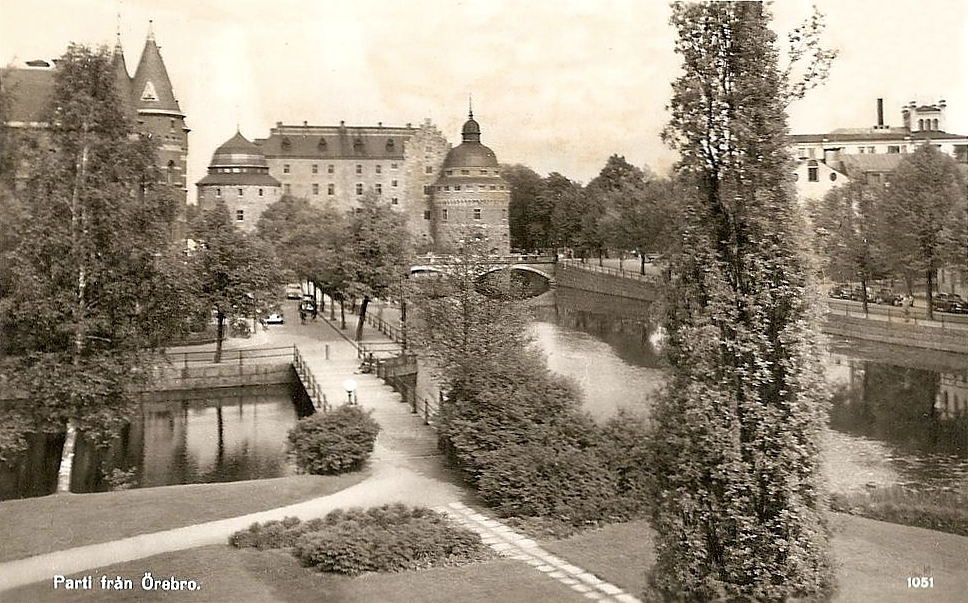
[
  {"left": 830, "top": 486, "right": 968, "bottom": 537},
  {"left": 0, "top": 472, "right": 369, "bottom": 562}
]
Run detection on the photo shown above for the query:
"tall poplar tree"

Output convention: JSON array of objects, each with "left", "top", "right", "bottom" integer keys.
[{"left": 648, "top": 4, "right": 833, "bottom": 601}]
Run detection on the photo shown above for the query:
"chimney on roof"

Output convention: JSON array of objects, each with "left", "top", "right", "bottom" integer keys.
[
  {"left": 303, "top": 120, "right": 308, "bottom": 127},
  {"left": 275, "top": 121, "right": 282, "bottom": 127},
  {"left": 877, "top": 98, "right": 884, "bottom": 127}
]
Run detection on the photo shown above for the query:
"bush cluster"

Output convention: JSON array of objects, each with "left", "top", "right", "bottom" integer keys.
[
  {"left": 830, "top": 489, "right": 968, "bottom": 537},
  {"left": 287, "top": 405, "right": 380, "bottom": 475},
  {"left": 438, "top": 356, "right": 653, "bottom": 527},
  {"left": 229, "top": 504, "right": 492, "bottom": 575}
]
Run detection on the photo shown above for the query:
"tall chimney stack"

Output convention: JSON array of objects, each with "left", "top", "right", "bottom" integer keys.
[{"left": 877, "top": 98, "right": 884, "bottom": 127}]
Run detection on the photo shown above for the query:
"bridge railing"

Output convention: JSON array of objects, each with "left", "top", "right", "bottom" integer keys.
[
  {"left": 414, "top": 253, "right": 557, "bottom": 266},
  {"left": 364, "top": 312, "right": 406, "bottom": 344},
  {"left": 292, "top": 344, "right": 329, "bottom": 411},
  {"left": 558, "top": 258, "right": 661, "bottom": 284},
  {"left": 163, "top": 346, "right": 294, "bottom": 368}
]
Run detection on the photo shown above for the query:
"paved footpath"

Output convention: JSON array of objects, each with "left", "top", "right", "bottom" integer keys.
[{"left": 0, "top": 303, "right": 642, "bottom": 602}]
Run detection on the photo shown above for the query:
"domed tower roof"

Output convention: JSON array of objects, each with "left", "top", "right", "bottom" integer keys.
[
  {"left": 210, "top": 130, "right": 269, "bottom": 168},
  {"left": 443, "top": 108, "right": 498, "bottom": 169}
]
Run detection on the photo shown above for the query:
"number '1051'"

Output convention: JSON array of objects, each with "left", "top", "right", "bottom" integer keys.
[{"left": 907, "top": 577, "right": 933, "bottom": 588}]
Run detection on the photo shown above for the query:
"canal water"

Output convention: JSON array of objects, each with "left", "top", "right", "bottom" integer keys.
[
  {"left": 531, "top": 290, "right": 968, "bottom": 495},
  {"left": 0, "top": 384, "right": 312, "bottom": 501}
]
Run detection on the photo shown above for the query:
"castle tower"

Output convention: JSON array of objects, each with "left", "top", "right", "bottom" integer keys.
[
  {"left": 431, "top": 106, "right": 510, "bottom": 253},
  {"left": 130, "top": 23, "right": 189, "bottom": 206},
  {"left": 196, "top": 130, "right": 281, "bottom": 231}
]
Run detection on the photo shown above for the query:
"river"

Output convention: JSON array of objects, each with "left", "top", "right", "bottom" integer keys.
[{"left": 530, "top": 290, "right": 968, "bottom": 495}]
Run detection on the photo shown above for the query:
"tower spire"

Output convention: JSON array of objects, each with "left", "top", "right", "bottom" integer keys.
[
  {"left": 468, "top": 93, "right": 473, "bottom": 120},
  {"left": 115, "top": 11, "right": 122, "bottom": 48},
  {"left": 147, "top": 19, "right": 154, "bottom": 41}
]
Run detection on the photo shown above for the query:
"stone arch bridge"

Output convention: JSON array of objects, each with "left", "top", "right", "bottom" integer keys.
[{"left": 410, "top": 254, "right": 558, "bottom": 286}]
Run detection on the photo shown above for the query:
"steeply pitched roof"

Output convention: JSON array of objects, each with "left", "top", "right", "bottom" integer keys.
[
  {"left": 131, "top": 35, "right": 182, "bottom": 115},
  {"left": 0, "top": 67, "right": 55, "bottom": 124},
  {"left": 256, "top": 127, "right": 411, "bottom": 160},
  {"left": 837, "top": 154, "right": 903, "bottom": 178}
]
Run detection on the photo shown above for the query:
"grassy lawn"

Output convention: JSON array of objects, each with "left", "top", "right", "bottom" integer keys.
[
  {"left": 542, "top": 514, "right": 968, "bottom": 603},
  {"left": 5, "top": 545, "right": 588, "bottom": 603},
  {"left": 0, "top": 472, "right": 369, "bottom": 562}
]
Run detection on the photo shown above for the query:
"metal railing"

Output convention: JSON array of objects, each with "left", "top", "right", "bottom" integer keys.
[
  {"left": 364, "top": 312, "right": 406, "bottom": 344},
  {"left": 358, "top": 341, "right": 404, "bottom": 359},
  {"left": 292, "top": 344, "right": 329, "bottom": 412},
  {"left": 414, "top": 253, "right": 557, "bottom": 266},
  {"left": 826, "top": 299, "right": 968, "bottom": 329},
  {"left": 163, "top": 346, "right": 294, "bottom": 368},
  {"left": 558, "top": 258, "right": 662, "bottom": 284}
]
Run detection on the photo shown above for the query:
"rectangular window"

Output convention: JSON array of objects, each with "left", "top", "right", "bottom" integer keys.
[
  {"left": 454, "top": 185, "right": 461, "bottom": 191},
  {"left": 391, "top": 179, "right": 398, "bottom": 187},
  {"left": 423, "top": 185, "right": 432, "bottom": 195},
  {"left": 480, "top": 170, "right": 488, "bottom": 175},
  {"left": 313, "top": 183, "right": 320, "bottom": 195},
  {"left": 868, "top": 146, "right": 875, "bottom": 154},
  {"left": 258, "top": 188, "right": 264, "bottom": 197},
  {"left": 356, "top": 164, "right": 363, "bottom": 175},
  {"left": 375, "top": 183, "right": 382, "bottom": 194},
  {"left": 425, "top": 166, "right": 433, "bottom": 174},
  {"left": 441, "top": 209, "right": 448, "bottom": 221},
  {"left": 376, "top": 164, "right": 382, "bottom": 174},
  {"left": 461, "top": 169, "right": 469, "bottom": 175},
  {"left": 446, "top": 170, "right": 453, "bottom": 176},
  {"left": 808, "top": 167, "right": 819, "bottom": 182},
  {"left": 391, "top": 162, "right": 398, "bottom": 170},
  {"left": 328, "top": 183, "right": 335, "bottom": 195},
  {"left": 858, "top": 147, "right": 866, "bottom": 154},
  {"left": 312, "top": 164, "right": 318, "bottom": 174},
  {"left": 887, "top": 145, "right": 900, "bottom": 154},
  {"left": 423, "top": 210, "right": 431, "bottom": 220},
  {"left": 356, "top": 183, "right": 363, "bottom": 195},
  {"left": 807, "top": 148, "right": 815, "bottom": 159},
  {"left": 473, "top": 208, "right": 482, "bottom": 220},
  {"left": 237, "top": 188, "right": 243, "bottom": 197},
  {"left": 328, "top": 164, "right": 334, "bottom": 174},
  {"left": 236, "top": 210, "right": 244, "bottom": 221},
  {"left": 216, "top": 188, "right": 222, "bottom": 197},
  {"left": 283, "top": 164, "right": 291, "bottom": 174},
  {"left": 391, "top": 197, "right": 399, "bottom": 205}
]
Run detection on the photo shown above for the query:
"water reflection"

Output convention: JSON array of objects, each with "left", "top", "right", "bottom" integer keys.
[
  {"left": 534, "top": 288, "right": 968, "bottom": 494},
  {"left": 0, "top": 385, "right": 308, "bottom": 500}
]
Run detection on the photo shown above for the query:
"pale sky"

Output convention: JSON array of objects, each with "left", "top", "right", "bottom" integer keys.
[{"left": 2, "top": 0, "right": 966, "bottom": 201}]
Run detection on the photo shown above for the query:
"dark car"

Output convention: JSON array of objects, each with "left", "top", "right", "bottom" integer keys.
[
  {"left": 873, "top": 288, "right": 903, "bottom": 306},
  {"left": 828, "top": 284, "right": 851, "bottom": 300},
  {"left": 932, "top": 292, "right": 968, "bottom": 314},
  {"left": 849, "top": 286, "right": 873, "bottom": 302}
]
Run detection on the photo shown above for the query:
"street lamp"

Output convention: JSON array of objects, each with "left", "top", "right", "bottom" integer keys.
[{"left": 342, "top": 378, "right": 357, "bottom": 405}]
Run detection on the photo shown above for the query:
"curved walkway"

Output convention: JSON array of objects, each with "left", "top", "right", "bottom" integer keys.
[{"left": 0, "top": 305, "right": 643, "bottom": 603}]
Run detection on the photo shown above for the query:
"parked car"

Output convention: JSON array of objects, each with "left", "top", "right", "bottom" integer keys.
[
  {"left": 932, "top": 292, "right": 968, "bottom": 314},
  {"left": 285, "top": 283, "right": 303, "bottom": 299},
  {"left": 828, "top": 284, "right": 851, "bottom": 300},
  {"left": 265, "top": 312, "right": 285, "bottom": 325},
  {"left": 872, "top": 288, "right": 903, "bottom": 306},
  {"left": 849, "top": 286, "right": 874, "bottom": 302}
]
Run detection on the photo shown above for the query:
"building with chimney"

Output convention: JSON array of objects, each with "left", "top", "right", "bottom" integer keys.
[
  {"left": 1, "top": 23, "right": 189, "bottom": 209},
  {"left": 790, "top": 98, "right": 968, "bottom": 202}
]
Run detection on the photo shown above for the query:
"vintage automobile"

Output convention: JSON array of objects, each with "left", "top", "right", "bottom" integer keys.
[
  {"left": 265, "top": 312, "right": 285, "bottom": 325},
  {"left": 932, "top": 292, "right": 968, "bottom": 314}
]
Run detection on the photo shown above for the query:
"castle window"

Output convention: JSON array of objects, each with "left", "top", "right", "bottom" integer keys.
[
  {"left": 259, "top": 188, "right": 264, "bottom": 197},
  {"left": 313, "top": 183, "right": 320, "bottom": 195},
  {"left": 441, "top": 209, "right": 448, "bottom": 221},
  {"left": 328, "top": 183, "right": 335, "bottom": 195},
  {"left": 236, "top": 210, "right": 244, "bottom": 222},
  {"left": 829, "top": 173, "right": 837, "bottom": 182},
  {"left": 473, "top": 208, "right": 482, "bottom": 220},
  {"left": 918, "top": 119, "right": 924, "bottom": 130},
  {"left": 284, "top": 184, "right": 291, "bottom": 194},
  {"left": 391, "top": 197, "right": 399, "bottom": 206},
  {"left": 808, "top": 167, "right": 819, "bottom": 182},
  {"left": 480, "top": 170, "right": 488, "bottom": 175},
  {"left": 356, "top": 183, "right": 363, "bottom": 195},
  {"left": 328, "top": 164, "right": 334, "bottom": 174},
  {"left": 375, "top": 183, "right": 382, "bottom": 194},
  {"left": 446, "top": 170, "right": 453, "bottom": 176},
  {"left": 354, "top": 138, "right": 364, "bottom": 152},
  {"left": 423, "top": 185, "right": 432, "bottom": 195},
  {"left": 391, "top": 162, "right": 398, "bottom": 169},
  {"left": 386, "top": 139, "right": 395, "bottom": 152},
  {"left": 858, "top": 147, "right": 865, "bottom": 154},
  {"left": 867, "top": 147, "right": 875, "bottom": 154},
  {"left": 888, "top": 145, "right": 900, "bottom": 154},
  {"left": 391, "top": 179, "right": 398, "bottom": 187},
  {"left": 317, "top": 138, "right": 327, "bottom": 152},
  {"left": 461, "top": 169, "right": 469, "bottom": 175},
  {"left": 283, "top": 164, "right": 291, "bottom": 174},
  {"left": 281, "top": 137, "right": 291, "bottom": 152},
  {"left": 425, "top": 166, "right": 433, "bottom": 174},
  {"left": 356, "top": 164, "right": 363, "bottom": 175},
  {"left": 454, "top": 185, "right": 461, "bottom": 191},
  {"left": 489, "top": 185, "right": 496, "bottom": 190},
  {"left": 423, "top": 210, "right": 431, "bottom": 220},
  {"left": 444, "top": 186, "right": 450, "bottom": 191},
  {"left": 167, "top": 160, "right": 175, "bottom": 184},
  {"left": 169, "top": 119, "right": 175, "bottom": 132},
  {"left": 312, "top": 164, "right": 318, "bottom": 174},
  {"left": 216, "top": 188, "right": 222, "bottom": 197},
  {"left": 238, "top": 188, "right": 243, "bottom": 197},
  {"left": 376, "top": 164, "right": 382, "bottom": 174}
]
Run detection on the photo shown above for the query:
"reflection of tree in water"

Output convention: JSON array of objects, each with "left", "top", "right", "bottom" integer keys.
[
  {"left": 534, "top": 305, "right": 664, "bottom": 370},
  {"left": 828, "top": 362, "right": 967, "bottom": 458}
]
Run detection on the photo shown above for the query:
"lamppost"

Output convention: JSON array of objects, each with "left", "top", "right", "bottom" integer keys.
[{"left": 342, "top": 378, "right": 357, "bottom": 405}]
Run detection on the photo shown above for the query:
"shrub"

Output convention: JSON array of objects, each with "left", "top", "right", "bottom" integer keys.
[
  {"left": 830, "top": 488, "right": 968, "bottom": 537},
  {"left": 287, "top": 405, "right": 380, "bottom": 475},
  {"left": 595, "top": 410, "right": 654, "bottom": 518},
  {"left": 229, "top": 505, "right": 493, "bottom": 575}
]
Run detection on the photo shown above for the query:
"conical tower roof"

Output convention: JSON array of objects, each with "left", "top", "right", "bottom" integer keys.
[
  {"left": 131, "top": 25, "right": 182, "bottom": 116},
  {"left": 112, "top": 40, "right": 134, "bottom": 119}
]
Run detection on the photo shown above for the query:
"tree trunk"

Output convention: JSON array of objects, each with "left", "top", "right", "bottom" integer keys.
[
  {"left": 330, "top": 292, "right": 336, "bottom": 320},
  {"left": 215, "top": 309, "right": 225, "bottom": 363},
  {"left": 926, "top": 267, "right": 934, "bottom": 321},
  {"left": 340, "top": 299, "right": 346, "bottom": 330},
  {"left": 56, "top": 423, "right": 77, "bottom": 493},
  {"left": 355, "top": 295, "right": 370, "bottom": 342},
  {"left": 401, "top": 298, "right": 408, "bottom": 350},
  {"left": 619, "top": 252, "right": 625, "bottom": 271},
  {"left": 641, "top": 253, "right": 646, "bottom": 275},
  {"left": 860, "top": 274, "right": 869, "bottom": 315}
]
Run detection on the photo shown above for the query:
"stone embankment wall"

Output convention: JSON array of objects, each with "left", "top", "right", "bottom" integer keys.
[
  {"left": 152, "top": 362, "right": 293, "bottom": 391},
  {"left": 555, "top": 263, "right": 659, "bottom": 302},
  {"left": 823, "top": 315, "right": 968, "bottom": 354}
]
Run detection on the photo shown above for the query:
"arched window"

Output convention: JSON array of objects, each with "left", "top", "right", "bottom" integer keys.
[
  {"left": 918, "top": 119, "right": 924, "bottom": 131},
  {"left": 166, "top": 160, "right": 175, "bottom": 184},
  {"left": 933, "top": 119, "right": 939, "bottom": 131},
  {"left": 386, "top": 138, "right": 395, "bottom": 152}
]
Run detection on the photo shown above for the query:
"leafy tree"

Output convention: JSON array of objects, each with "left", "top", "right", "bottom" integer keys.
[
  {"left": 873, "top": 145, "right": 966, "bottom": 319},
  {"left": 648, "top": 4, "right": 834, "bottom": 601},
  {"left": 0, "top": 45, "right": 190, "bottom": 461},
  {"left": 544, "top": 173, "right": 587, "bottom": 255},
  {"left": 810, "top": 181, "right": 883, "bottom": 311},
  {"left": 502, "top": 163, "right": 551, "bottom": 251},
  {"left": 346, "top": 192, "right": 412, "bottom": 341},
  {"left": 191, "top": 201, "right": 282, "bottom": 362}
]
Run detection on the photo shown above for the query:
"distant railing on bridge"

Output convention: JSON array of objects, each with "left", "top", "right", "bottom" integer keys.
[
  {"left": 364, "top": 312, "right": 406, "bottom": 345},
  {"left": 163, "top": 346, "right": 294, "bottom": 369},
  {"left": 558, "top": 258, "right": 661, "bottom": 284},
  {"left": 414, "top": 253, "right": 557, "bottom": 266},
  {"left": 293, "top": 344, "right": 329, "bottom": 411},
  {"left": 826, "top": 299, "right": 968, "bottom": 329}
]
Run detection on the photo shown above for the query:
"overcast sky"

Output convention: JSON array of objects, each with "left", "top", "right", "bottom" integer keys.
[{"left": 2, "top": 0, "right": 966, "bottom": 199}]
